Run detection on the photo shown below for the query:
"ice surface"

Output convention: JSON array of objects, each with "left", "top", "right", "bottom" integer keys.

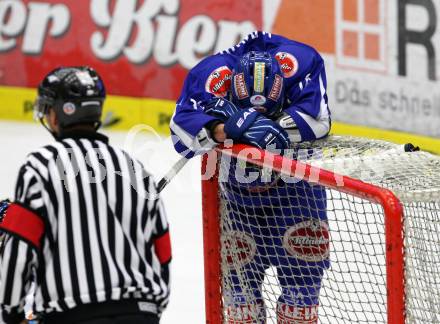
[{"left": 2, "top": 121, "right": 437, "bottom": 323}]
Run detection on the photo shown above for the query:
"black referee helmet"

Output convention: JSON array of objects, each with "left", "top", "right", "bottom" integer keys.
[{"left": 34, "top": 66, "right": 106, "bottom": 130}]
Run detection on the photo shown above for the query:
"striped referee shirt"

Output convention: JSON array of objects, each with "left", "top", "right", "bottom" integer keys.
[{"left": 0, "top": 131, "right": 171, "bottom": 323}]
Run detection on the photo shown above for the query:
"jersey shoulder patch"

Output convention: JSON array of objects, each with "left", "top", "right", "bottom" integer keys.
[
  {"left": 190, "top": 53, "right": 235, "bottom": 98},
  {"left": 204, "top": 65, "right": 233, "bottom": 97},
  {"left": 275, "top": 51, "right": 299, "bottom": 78},
  {"left": 273, "top": 42, "right": 320, "bottom": 79}
]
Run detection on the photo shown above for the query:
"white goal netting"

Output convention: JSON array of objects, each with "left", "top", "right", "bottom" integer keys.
[{"left": 215, "top": 136, "right": 440, "bottom": 324}]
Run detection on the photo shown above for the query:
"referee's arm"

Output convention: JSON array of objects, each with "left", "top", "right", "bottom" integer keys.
[
  {"left": 0, "top": 165, "right": 45, "bottom": 324},
  {"left": 144, "top": 175, "right": 172, "bottom": 313},
  {"left": 153, "top": 197, "right": 171, "bottom": 314}
]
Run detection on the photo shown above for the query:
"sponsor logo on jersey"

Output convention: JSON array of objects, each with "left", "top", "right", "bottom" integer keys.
[
  {"left": 252, "top": 106, "right": 267, "bottom": 113},
  {"left": 253, "top": 62, "right": 265, "bottom": 93},
  {"left": 63, "top": 102, "right": 76, "bottom": 115},
  {"left": 268, "top": 74, "right": 283, "bottom": 101},
  {"left": 250, "top": 94, "right": 266, "bottom": 106},
  {"left": 283, "top": 220, "right": 330, "bottom": 262},
  {"left": 275, "top": 52, "right": 299, "bottom": 78},
  {"left": 234, "top": 73, "right": 249, "bottom": 99},
  {"left": 222, "top": 231, "right": 256, "bottom": 267},
  {"left": 205, "top": 66, "right": 232, "bottom": 97}
]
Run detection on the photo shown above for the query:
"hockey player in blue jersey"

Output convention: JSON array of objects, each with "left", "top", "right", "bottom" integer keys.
[{"left": 170, "top": 31, "right": 331, "bottom": 323}]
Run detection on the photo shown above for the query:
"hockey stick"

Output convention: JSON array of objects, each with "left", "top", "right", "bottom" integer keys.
[
  {"left": 155, "top": 126, "right": 221, "bottom": 193},
  {"left": 156, "top": 156, "right": 189, "bottom": 193}
]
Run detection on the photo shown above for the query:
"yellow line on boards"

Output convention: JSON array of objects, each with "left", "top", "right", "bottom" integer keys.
[{"left": 0, "top": 85, "right": 439, "bottom": 154}]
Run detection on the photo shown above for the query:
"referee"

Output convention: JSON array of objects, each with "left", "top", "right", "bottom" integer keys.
[{"left": 0, "top": 67, "right": 171, "bottom": 324}]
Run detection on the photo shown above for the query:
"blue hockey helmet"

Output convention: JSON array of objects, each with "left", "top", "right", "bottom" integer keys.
[{"left": 231, "top": 51, "right": 285, "bottom": 117}]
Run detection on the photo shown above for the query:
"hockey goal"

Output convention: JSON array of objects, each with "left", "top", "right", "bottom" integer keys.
[{"left": 201, "top": 136, "right": 440, "bottom": 324}]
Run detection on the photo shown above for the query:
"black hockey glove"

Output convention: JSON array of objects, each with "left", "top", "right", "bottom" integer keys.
[
  {"left": 224, "top": 108, "right": 290, "bottom": 152},
  {"left": 204, "top": 98, "right": 240, "bottom": 122}
]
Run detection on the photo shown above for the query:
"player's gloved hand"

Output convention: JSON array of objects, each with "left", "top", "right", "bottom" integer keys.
[
  {"left": 276, "top": 112, "right": 302, "bottom": 143},
  {"left": 204, "top": 98, "right": 241, "bottom": 122},
  {"left": 0, "top": 199, "right": 10, "bottom": 223},
  {"left": 224, "top": 108, "right": 290, "bottom": 152}
]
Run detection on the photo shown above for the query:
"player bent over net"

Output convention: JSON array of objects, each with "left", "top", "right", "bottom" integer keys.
[
  {"left": 171, "top": 31, "right": 332, "bottom": 322},
  {"left": 171, "top": 31, "right": 440, "bottom": 322}
]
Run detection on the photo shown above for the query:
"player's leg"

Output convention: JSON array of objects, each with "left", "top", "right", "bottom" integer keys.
[
  {"left": 276, "top": 259, "right": 327, "bottom": 324},
  {"left": 221, "top": 203, "right": 270, "bottom": 324},
  {"left": 224, "top": 269, "right": 266, "bottom": 323},
  {"left": 223, "top": 234, "right": 269, "bottom": 323},
  {"left": 273, "top": 182, "right": 330, "bottom": 323}
]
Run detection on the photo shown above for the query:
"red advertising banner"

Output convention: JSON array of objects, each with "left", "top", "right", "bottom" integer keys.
[{"left": 0, "top": 0, "right": 262, "bottom": 99}]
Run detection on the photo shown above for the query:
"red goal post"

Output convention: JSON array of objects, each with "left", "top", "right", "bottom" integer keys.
[{"left": 201, "top": 136, "right": 439, "bottom": 323}]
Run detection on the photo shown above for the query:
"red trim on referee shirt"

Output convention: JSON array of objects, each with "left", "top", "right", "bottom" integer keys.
[
  {"left": 0, "top": 203, "right": 45, "bottom": 249},
  {"left": 154, "top": 231, "right": 172, "bottom": 264}
]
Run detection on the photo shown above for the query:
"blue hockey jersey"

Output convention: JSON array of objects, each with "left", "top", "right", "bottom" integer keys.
[
  {"left": 170, "top": 31, "right": 331, "bottom": 157},
  {"left": 170, "top": 32, "right": 332, "bottom": 308}
]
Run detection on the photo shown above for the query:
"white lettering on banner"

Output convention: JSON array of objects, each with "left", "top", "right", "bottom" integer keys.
[
  {"left": 154, "top": 9, "right": 180, "bottom": 66},
  {"left": 176, "top": 15, "right": 216, "bottom": 68},
  {"left": 91, "top": 0, "right": 159, "bottom": 62},
  {"left": 0, "top": 0, "right": 255, "bottom": 68},
  {"left": 327, "top": 66, "right": 440, "bottom": 137},
  {"left": 91, "top": 0, "right": 174, "bottom": 63},
  {"left": 215, "top": 20, "right": 256, "bottom": 54},
  {"left": 0, "top": 1, "right": 70, "bottom": 53},
  {"left": 90, "top": 0, "right": 256, "bottom": 68},
  {"left": 23, "top": 3, "right": 70, "bottom": 54},
  {"left": 0, "top": 1, "right": 26, "bottom": 52}
]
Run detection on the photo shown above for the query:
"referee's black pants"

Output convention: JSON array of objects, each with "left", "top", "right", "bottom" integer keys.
[
  {"left": 77, "top": 314, "right": 159, "bottom": 324},
  {"left": 42, "top": 300, "right": 161, "bottom": 324}
]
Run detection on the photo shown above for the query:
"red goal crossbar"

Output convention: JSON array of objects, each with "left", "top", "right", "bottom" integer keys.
[{"left": 201, "top": 144, "right": 405, "bottom": 324}]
